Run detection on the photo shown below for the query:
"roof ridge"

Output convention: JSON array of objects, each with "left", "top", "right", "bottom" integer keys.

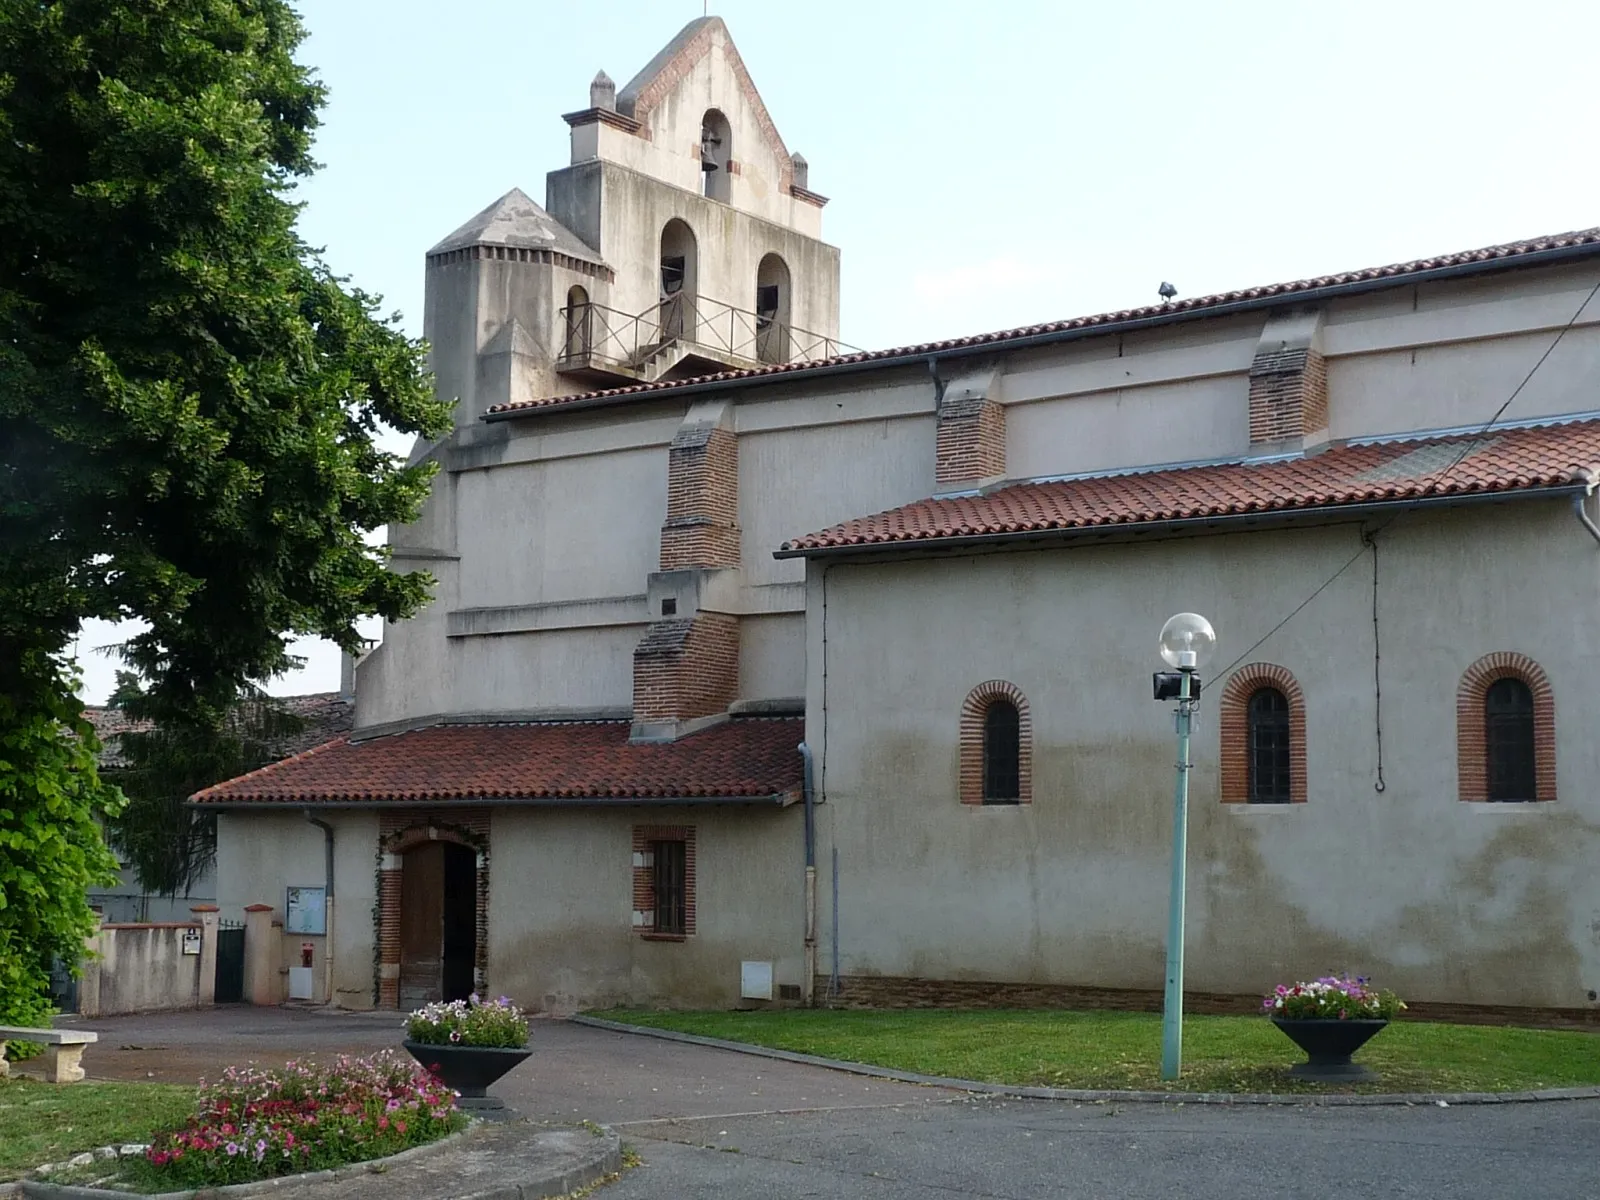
[{"left": 486, "top": 224, "right": 1600, "bottom": 418}]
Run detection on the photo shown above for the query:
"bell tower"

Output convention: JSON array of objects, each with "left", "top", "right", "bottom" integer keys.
[{"left": 546, "top": 16, "right": 842, "bottom": 386}]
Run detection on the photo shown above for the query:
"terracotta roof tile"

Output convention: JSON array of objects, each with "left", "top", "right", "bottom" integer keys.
[
  {"left": 780, "top": 419, "right": 1600, "bottom": 555},
  {"left": 485, "top": 226, "right": 1600, "bottom": 418},
  {"left": 191, "top": 716, "right": 804, "bottom": 806}
]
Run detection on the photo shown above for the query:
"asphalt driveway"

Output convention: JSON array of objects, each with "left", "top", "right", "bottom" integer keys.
[{"left": 58, "top": 1008, "right": 1600, "bottom": 1198}]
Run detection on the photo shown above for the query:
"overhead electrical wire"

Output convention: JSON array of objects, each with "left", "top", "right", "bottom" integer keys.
[{"left": 1210, "top": 273, "right": 1600, "bottom": 683}]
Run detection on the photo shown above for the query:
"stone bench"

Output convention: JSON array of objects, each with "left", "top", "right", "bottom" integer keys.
[{"left": 0, "top": 1025, "right": 98, "bottom": 1083}]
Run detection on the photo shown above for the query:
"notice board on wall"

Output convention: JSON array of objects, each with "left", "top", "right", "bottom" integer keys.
[{"left": 285, "top": 886, "right": 326, "bottom": 935}]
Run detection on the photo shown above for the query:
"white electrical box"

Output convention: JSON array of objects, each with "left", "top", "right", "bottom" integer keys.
[
  {"left": 740, "top": 960, "right": 773, "bottom": 1001},
  {"left": 287, "top": 966, "right": 314, "bottom": 1001}
]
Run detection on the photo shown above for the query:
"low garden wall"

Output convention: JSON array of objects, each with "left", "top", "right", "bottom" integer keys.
[{"left": 78, "top": 912, "right": 218, "bottom": 1018}]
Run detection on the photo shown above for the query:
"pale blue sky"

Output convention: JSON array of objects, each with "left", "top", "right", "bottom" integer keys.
[{"left": 74, "top": 0, "right": 1600, "bottom": 702}]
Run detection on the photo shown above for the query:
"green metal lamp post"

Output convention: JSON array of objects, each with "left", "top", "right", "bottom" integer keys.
[{"left": 1153, "top": 612, "right": 1216, "bottom": 1082}]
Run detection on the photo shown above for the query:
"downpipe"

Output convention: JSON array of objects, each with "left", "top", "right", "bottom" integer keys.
[
  {"left": 799, "top": 742, "right": 817, "bottom": 1007},
  {"left": 304, "top": 811, "right": 336, "bottom": 1008},
  {"left": 1573, "top": 490, "right": 1600, "bottom": 545}
]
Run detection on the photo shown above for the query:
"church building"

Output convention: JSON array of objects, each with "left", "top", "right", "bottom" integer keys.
[{"left": 199, "top": 17, "right": 1600, "bottom": 1023}]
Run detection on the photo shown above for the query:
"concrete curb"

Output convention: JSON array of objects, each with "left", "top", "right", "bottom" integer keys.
[
  {"left": 18, "top": 1128, "right": 472, "bottom": 1200},
  {"left": 457, "top": 1127, "right": 622, "bottom": 1200},
  {"left": 570, "top": 1015, "right": 1600, "bottom": 1108},
  {"left": 17, "top": 1124, "right": 621, "bottom": 1199}
]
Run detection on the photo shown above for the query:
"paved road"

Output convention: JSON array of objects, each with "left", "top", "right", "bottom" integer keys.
[
  {"left": 61, "top": 1009, "right": 1600, "bottom": 1198},
  {"left": 605, "top": 1094, "right": 1600, "bottom": 1199}
]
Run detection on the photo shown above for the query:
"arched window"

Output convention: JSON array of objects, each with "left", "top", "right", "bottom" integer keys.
[
  {"left": 700, "top": 109, "right": 732, "bottom": 203},
  {"left": 983, "top": 700, "right": 1021, "bottom": 804},
  {"left": 1247, "top": 687, "right": 1291, "bottom": 804},
  {"left": 1485, "top": 677, "right": 1536, "bottom": 802},
  {"left": 755, "top": 252, "right": 791, "bottom": 363},
  {"left": 959, "top": 681, "right": 1032, "bottom": 805},
  {"left": 659, "top": 219, "right": 697, "bottom": 342},
  {"left": 1457, "top": 653, "right": 1555, "bottom": 803},
  {"left": 1220, "top": 664, "right": 1306, "bottom": 804}
]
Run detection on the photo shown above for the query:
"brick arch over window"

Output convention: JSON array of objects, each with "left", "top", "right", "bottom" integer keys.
[
  {"left": 1456, "top": 653, "right": 1556, "bottom": 802},
  {"left": 1220, "top": 663, "right": 1307, "bottom": 804},
  {"left": 959, "top": 681, "right": 1033, "bottom": 805},
  {"left": 375, "top": 812, "right": 490, "bottom": 1009}
]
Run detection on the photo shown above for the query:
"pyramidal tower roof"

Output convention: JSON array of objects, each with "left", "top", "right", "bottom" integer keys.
[{"left": 428, "top": 188, "right": 601, "bottom": 263}]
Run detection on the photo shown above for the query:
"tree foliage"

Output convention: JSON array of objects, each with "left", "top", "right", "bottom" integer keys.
[
  {"left": 108, "top": 677, "right": 307, "bottom": 898},
  {"left": 0, "top": 1, "right": 453, "bottom": 1024},
  {"left": 0, "top": 654, "right": 124, "bottom": 1031}
]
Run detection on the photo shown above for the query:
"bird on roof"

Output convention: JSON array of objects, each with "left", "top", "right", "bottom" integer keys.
[{"left": 1158, "top": 282, "right": 1178, "bottom": 304}]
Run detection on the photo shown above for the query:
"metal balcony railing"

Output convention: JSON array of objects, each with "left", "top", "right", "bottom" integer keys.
[{"left": 558, "top": 293, "right": 855, "bottom": 379}]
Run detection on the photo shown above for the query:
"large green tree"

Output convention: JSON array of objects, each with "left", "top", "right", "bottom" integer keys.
[
  {"left": 0, "top": 1, "right": 452, "bottom": 1024},
  {"left": 107, "top": 673, "right": 308, "bottom": 899}
]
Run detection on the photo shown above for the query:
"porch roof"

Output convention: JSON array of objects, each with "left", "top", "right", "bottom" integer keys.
[
  {"left": 190, "top": 716, "right": 804, "bottom": 807},
  {"left": 776, "top": 416, "right": 1600, "bottom": 558}
]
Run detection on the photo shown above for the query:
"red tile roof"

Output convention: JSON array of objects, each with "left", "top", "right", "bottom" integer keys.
[
  {"left": 778, "top": 419, "right": 1600, "bottom": 556},
  {"left": 191, "top": 716, "right": 804, "bottom": 806},
  {"left": 485, "top": 226, "right": 1600, "bottom": 419}
]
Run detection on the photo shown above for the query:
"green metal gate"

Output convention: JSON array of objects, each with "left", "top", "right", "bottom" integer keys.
[{"left": 215, "top": 920, "right": 245, "bottom": 1004}]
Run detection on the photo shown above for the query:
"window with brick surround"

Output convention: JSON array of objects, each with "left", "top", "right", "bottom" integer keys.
[
  {"left": 632, "top": 826, "right": 696, "bottom": 937},
  {"left": 959, "top": 681, "right": 1032, "bottom": 805},
  {"left": 1458, "top": 654, "right": 1554, "bottom": 802},
  {"left": 1247, "top": 687, "right": 1292, "bottom": 804},
  {"left": 652, "top": 839, "right": 687, "bottom": 934},
  {"left": 1220, "top": 664, "right": 1306, "bottom": 804}
]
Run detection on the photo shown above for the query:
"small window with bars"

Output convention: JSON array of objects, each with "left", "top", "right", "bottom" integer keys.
[
  {"left": 1485, "top": 677, "right": 1536, "bottom": 802},
  {"left": 651, "top": 839, "right": 688, "bottom": 935},
  {"left": 1247, "top": 686, "right": 1291, "bottom": 804}
]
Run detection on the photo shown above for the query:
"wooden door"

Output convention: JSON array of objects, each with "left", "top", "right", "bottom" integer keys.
[{"left": 399, "top": 842, "right": 444, "bottom": 1009}]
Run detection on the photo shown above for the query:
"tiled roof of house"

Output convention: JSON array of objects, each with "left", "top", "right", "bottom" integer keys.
[
  {"left": 191, "top": 716, "right": 804, "bottom": 806},
  {"left": 85, "top": 693, "right": 353, "bottom": 769},
  {"left": 485, "top": 226, "right": 1600, "bottom": 418},
  {"left": 778, "top": 418, "right": 1600, "bottom": 556}
]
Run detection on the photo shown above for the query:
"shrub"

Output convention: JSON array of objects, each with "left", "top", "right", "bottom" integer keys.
[
  {"left": 124, "top": 1051, "right": 463, "bottom": 1189},
  {"left": 1263, "top": 974, "right": 1405, "bottom": 1020},
  {"left": 405, "top": 994, "right": 528, "bottom": 1048}
]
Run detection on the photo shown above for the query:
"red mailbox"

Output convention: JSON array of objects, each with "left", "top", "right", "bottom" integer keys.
[{"left": 300, "top": 942, "right": 314, "bottom": 969}]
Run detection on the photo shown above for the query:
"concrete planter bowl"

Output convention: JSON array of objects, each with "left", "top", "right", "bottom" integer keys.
[
  {"left": 1272, "top": 1018, "right": 1389, "bottom": 1082},
  {"left": 402, "top": 1040, "right": 530, "bottom": 1110}
]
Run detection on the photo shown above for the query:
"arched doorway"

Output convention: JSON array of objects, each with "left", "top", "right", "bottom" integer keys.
[
  {"left": 755, "top": 253, "right": 791, "bottom": 363},
  {"left": 659, "top": 219, "right": 697, "bottom": 342},
  {"left": 398, "top": 840, "right": 478, "bottom": 1008},
  {"left": 700, "top": 109, "right": 732, "bottom": 203},
  {"left": 564, "top": 284, "right": 590, "bottom": 358}
]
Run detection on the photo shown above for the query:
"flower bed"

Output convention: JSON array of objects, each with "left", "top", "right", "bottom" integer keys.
[
  {"left": 111, "top": 1051, "right": 466, "bottom": 1190},
  {"left": 1263, "top": 974, "right": 1405, "bottom": 1020},
  {"left": 406, "top": 994, "right": 529, "bottom": 1048}
]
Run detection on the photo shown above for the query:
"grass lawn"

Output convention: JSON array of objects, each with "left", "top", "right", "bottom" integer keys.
[
  {"left": 589, "top": 1008, "right": 1600, "bottom": 1094},
  {"left": 0, "top": 1077, "right": 194, "bottom": 1181}
]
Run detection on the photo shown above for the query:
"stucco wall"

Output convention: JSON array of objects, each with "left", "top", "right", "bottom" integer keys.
[
  {"left": 215, "top": 810, "right": 379, "bottom": 1007},
  {"left": 737, "top": 399, "right": 937, "bottom": 589},
  {"left": 809, "top": 501, "right": 1600, "bottom": 1010},
  {"left": 455, "top": 449, "right": 664, "bottom": 609},
  {"left": 215, "top": 804, "right": 807, "bottom": 1012},
  {"left": 81, "top": 925, "right": 201, "bottom": 1017},
  {"left": 485, "top": 805, "right": 805, "bottom": 1011}
]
